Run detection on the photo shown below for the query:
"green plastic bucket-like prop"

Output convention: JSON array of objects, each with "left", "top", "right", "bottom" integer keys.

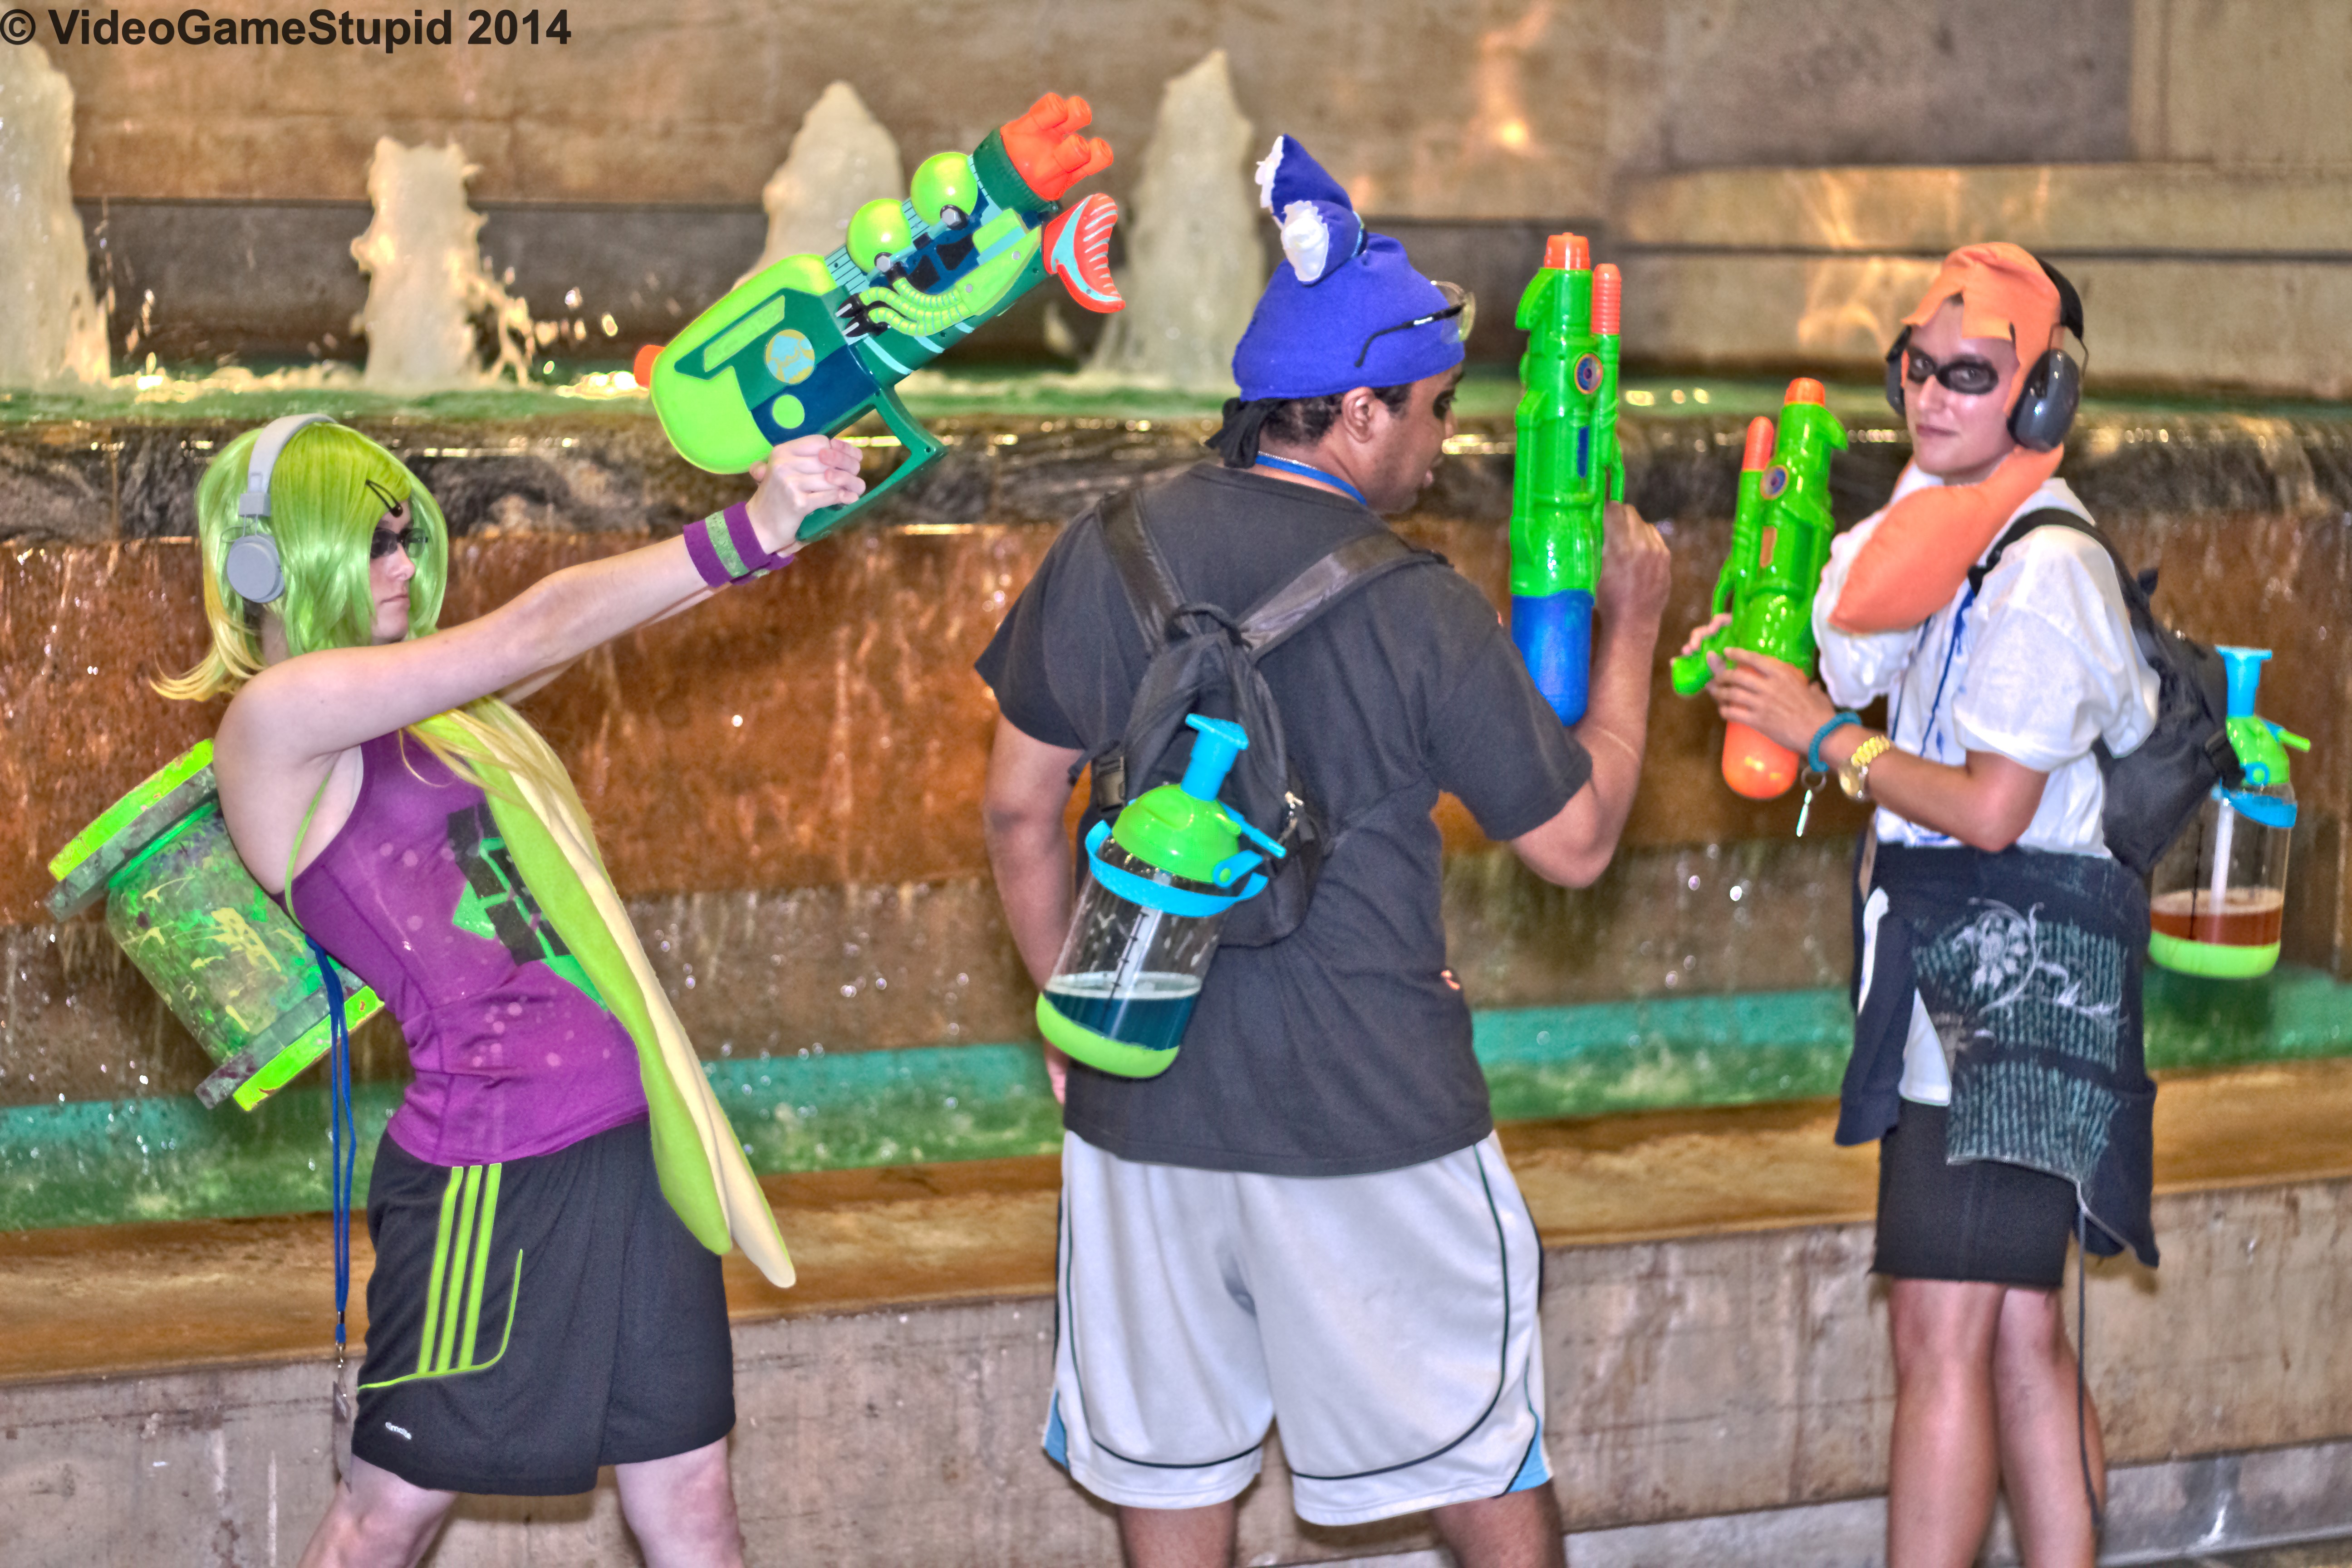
[{"left": 48, "top": 742, "right": 382, "bottom": 1110}]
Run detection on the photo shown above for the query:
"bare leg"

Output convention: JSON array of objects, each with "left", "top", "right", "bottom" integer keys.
[
  {"left": 1117, "top": 1500, "right": 1236, "bottom": 1568},
  {"left": 1433, "top": 1483, "right": 1568, "bottom": 1568},
  {"left": 614, "top": 1437, "right": 745, "bottom": 1568},
  {"left": 1993, "top": 1285, "right": 2103, "bottom": 1568},
  {"left": 296, "top": 1455, "right": 457, "bottom": 1568},
  {"left": 1886, "top": 1277, "right": 2005, "bottom": 1568}
]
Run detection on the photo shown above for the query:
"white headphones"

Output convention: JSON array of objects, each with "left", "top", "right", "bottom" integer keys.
[{"left": 221, "top": 413, "right": 338, "bottom": 605}]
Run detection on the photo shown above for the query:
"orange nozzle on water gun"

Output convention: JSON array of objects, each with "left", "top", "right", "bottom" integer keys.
[
  {"left": 997, "top": 93, "right": 1115, "bottom": 202},
  {"left": 1543, "top": 232, "right": 1590, "bottom": 271},
  {"left": 1741, "top": 413, "right": 1774, "bottom": 471}
]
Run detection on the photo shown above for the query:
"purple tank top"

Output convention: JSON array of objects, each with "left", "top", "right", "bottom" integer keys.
[{"left": 290, "top": 731, "right": 648, "bottom": 1166}]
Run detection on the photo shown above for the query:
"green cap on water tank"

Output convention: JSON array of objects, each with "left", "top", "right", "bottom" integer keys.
[
  {"left": 2217, "top": 646, "right": 2310, "bottom": 789},
  {"left": 1111, "top": 716, "right": 1250, "bottom": 885}
]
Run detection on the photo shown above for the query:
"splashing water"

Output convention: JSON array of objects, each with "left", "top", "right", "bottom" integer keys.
[
  {"left": 349, "top": 138, "right": 534, "bottom": 391},
  {"left": 0, "top": 43, "right": 110, "bottom": 389},
  {"left": 1085, "top": 50, "right": 1262, "bottom": 393},
  {"left": 751, "top": 81, "right": 906, "bottom": 278}
]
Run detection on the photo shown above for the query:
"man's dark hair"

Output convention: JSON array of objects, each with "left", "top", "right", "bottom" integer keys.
[
  {"left": 1208, "top": 384, "right": 1414, "bottom": 468},
  {"left": 1257, "top": 384, "right": 1413, "bottom": 446}
]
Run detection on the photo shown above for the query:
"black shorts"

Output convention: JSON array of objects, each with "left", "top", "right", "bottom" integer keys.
[
  {"left": 1873, "top": 1100, "right": 2079, "bottom": 1290},
  {"left": 352, "top": 1116, "right": 735, "bottom": 1495}
]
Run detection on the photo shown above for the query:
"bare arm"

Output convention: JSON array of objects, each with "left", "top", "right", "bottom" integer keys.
[
  {"left": 217, "top": 436, "right": 863, "bottom": 890},
  {"left": 1510, "top": 500, "right": 1672, "bottom": 887},
  {"left": 1704, "top": 647, "right": 2048, "bottom": 850},
  {"left": 980, "top": 715, "right": 1085, "bottom": 1100}
]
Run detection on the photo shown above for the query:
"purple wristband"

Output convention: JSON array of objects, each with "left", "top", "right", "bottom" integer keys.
[
  {"left": 722, "top": 503, "right": 790, "bottom": 576},
  {"left": 683, "top": 515, "right": 732, "bottom": 588}
]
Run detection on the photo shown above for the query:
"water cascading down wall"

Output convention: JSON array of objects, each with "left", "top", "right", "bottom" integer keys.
[{"left": 3, "top": 392, "right": 2350, "bottom": 1231}]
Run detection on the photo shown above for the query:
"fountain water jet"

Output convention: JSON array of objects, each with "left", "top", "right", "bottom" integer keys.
[
  {"left": 1085, "top": 49, "right": 1262, "bottom": 392},
  {"left": 349, "top": 138, "right": 534, "bottom": 392},
  {"left": 0, "top": 43, "right": 110, "bottom": 389},
  {"left": 750, "top": 81, "right": 905, "bottom": 277}
]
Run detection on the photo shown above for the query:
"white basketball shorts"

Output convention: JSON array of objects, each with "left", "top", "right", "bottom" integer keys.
[{"left": 1043, "top": 1129, "right": 1550, "bottom": 1526}]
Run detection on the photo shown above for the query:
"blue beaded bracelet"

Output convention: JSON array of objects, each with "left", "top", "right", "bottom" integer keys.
[{"left": 1807, "top": 711, "right": 1861, "bottom": 773}]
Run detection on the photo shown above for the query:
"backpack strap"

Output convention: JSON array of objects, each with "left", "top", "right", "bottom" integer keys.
[
  {"left": 1236, "top": 530, "right": 1439, "bottom": 656},
  {"left": 1098, "top": 486, "right": 1185, "bottom": 655},
  {"left": 1968, "top": 506, "right": 2238, "bottom": 787},
  {"left": 1969, "top": 508, "right": 2131, "bottom": 600}
]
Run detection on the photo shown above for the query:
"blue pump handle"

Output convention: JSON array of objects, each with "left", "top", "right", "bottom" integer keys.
[
  {"left": 2217, "top": 646, "right": 2271, "bottom": 718},
  {"left": 1180, "top": 715, "right": 1250, "bottom": 800}
]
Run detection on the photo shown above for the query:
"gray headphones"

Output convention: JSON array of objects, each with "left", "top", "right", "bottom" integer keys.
[{"left": 221, "top": 413, "right": 338, "bottom": 604}]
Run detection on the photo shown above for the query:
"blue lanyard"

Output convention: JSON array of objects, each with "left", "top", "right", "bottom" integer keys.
[
  {"left": 1253, "top": 454, "right": 1368, "bottom": 507},
  {"left": 1883, "top": 580, "right": 1975, "bottom": 778}
]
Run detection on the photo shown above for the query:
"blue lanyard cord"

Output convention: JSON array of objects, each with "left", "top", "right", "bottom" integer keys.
[
  {"left": 1917, "top": 583, "right": 1980, "bottom": 767},
  {"left": 1252, "top": 454, "right": 1369, "bottom": 507},
  {"left": 310, "top": 940, "right": 357, "bottom": 1361}
]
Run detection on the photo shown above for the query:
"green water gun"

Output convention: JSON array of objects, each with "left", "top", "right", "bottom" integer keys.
[
  {"left": 1669, "top": 378, "right": 1848, "bottom": 799},
  {"left": 1510, "top": 231, "right": 1624, "bottom": 725},
  {"left": 636, "top": 93, "right": 1124, "bottom": 542}
]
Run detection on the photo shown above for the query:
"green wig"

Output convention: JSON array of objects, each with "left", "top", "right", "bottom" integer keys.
[
  {"left": 163, "top": 422, "right": 448, "bottom": 697},
  {"left": 162, "top": 419, "right": 600, "bottom": 855}
]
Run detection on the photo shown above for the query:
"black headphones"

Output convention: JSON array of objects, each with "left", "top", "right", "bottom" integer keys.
[{"left": 1883, "top": 253, "right": 2085, "bottom": 452}]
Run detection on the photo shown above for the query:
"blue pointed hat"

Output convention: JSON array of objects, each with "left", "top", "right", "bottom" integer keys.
[{"left": 1232, "top": 137, "right": 1463, "bottom": 401}]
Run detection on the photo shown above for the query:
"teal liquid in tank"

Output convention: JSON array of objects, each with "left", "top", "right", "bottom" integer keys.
[{"left": 1041, "top": 971, "right": 1204, "bottom": 1054}]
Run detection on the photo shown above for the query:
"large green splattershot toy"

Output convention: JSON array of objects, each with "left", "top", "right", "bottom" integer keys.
[
  {"left": 47, "top": 742, "right": 382, "bottom": 1111},
  {"left": 1669, "top": 378, "right": 1849, "bottom": 800},
  {"left": 636, "top": 92, "right": 1124, "bottom": 541}
]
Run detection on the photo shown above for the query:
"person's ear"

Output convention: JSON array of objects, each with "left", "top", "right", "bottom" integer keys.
[{"left": 1335, "top": 385, "right": 1386, "bottom": 443}]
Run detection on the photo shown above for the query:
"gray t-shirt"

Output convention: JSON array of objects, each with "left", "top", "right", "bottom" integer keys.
[{"left": 976, "top": 463, "right": 1591, "bottom": 1176}]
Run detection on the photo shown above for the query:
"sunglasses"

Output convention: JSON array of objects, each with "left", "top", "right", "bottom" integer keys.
[
  {"left": 1354, "top": 281, "right": 1476, "bottom": 369},
  {"left": 368, "top": 524, "right": 423, "bottom": 561},
  {"left": 1902, "top": 347, "right": 2003, "bottom": 397}
]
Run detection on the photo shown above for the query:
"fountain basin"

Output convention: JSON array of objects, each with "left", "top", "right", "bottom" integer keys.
[{"left": 2, "top": 384, "right": 2347, "bottom": 1230}]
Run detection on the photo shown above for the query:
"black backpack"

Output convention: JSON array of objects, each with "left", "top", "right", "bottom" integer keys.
[
  {"left": 1076, "top": 484, "right": 1442, "bottom": 947},
  {"left": 1969, "top": 510, "right": 2241, "bottom": 875}
]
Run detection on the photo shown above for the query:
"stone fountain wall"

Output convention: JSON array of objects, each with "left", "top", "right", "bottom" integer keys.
[
  {"left": 2, "top": 406, "right": 2347, "bottom": 1114},
  {"left": 26, "top": 0, "right": 2350, "bottom": 394}
]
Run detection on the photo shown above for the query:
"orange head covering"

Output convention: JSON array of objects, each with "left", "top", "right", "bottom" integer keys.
[
  {"left": 1828, "top": 243, "right": 2067, "bottom": 634},
  {"left": 1899, "top": 242, "right": 2064, "bottom": 409}
]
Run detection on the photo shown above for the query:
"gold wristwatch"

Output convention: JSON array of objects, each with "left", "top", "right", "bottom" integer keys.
[{"left": 1836, "top": 735, "right": 1895, "bottom": 800}]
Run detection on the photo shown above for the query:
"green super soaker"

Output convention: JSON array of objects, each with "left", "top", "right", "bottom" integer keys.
[
  {"left": 1669, "top": 378, "right": 1849, "bottom": 799},
  {"left": 47, "top": 742, "right": 382, "bottom": 1111},
  {"left": 1509, "top": 231, "right": 1624, "bottom": 725},
  {"left": 638, "top": 92, "right": 1124, "bottom": 543}
]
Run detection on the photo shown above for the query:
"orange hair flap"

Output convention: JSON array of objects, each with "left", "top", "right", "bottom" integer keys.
[{"left": 1827, "top": 444, "right": 2064, "bottom": 633}]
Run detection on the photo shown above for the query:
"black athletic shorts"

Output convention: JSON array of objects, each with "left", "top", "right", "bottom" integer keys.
[
  {"left": 1873, "top": 1100, "right": 2078, "bottom": 1290},
  {"left": 351, "top": 1115, "right": 735, "bottom": 1495}
]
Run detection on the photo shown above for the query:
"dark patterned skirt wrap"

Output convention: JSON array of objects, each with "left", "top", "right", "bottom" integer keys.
[{"left": 1839, "top": 841, "right": 2158, "bottom": 1268}]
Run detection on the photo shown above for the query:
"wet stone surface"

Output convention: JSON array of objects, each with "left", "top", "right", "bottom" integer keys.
[{"left": 0, "top": 403, "right": 2346, "bottom": 1126}]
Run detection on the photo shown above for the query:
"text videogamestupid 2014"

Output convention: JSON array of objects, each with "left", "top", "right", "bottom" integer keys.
[{"left": 14, "top": 8, "right": 570, "bottom": 50}]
